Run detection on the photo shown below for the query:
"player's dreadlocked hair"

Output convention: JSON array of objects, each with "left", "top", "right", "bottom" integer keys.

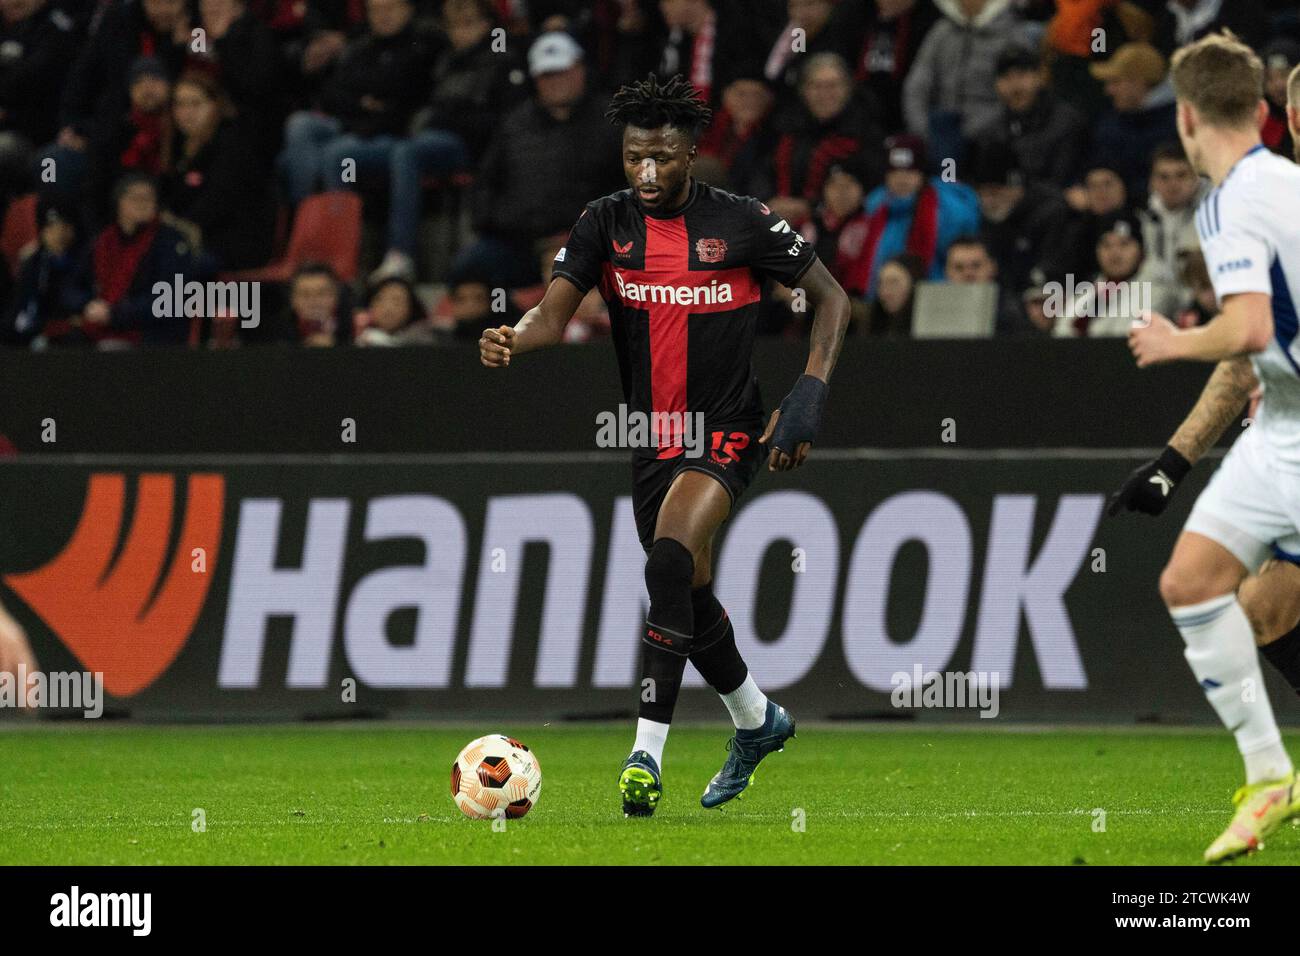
[{"left": 604, "top": 73, "right": 713, "bottom": 141}]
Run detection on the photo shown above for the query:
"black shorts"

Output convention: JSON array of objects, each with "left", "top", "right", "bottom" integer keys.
[{"left": 631, "top": 422, "right": 765, "bottom": 554}]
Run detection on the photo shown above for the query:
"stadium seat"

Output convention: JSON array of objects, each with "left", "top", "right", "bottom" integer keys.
[
  {"left": 221, "top": 192, "right": 362, "bottom": 284},
  {"left": 1, "top": 193, "right": 38, "bottom": 277}
]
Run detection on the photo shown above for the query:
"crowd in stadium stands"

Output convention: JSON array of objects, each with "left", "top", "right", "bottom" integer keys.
[{"left": 0, "top": 0, "right": 1297, "bottom": 348}]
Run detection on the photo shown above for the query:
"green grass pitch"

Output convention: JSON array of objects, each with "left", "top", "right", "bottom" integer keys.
[{"left": 3, "top": 723, "right": 1300, "bottom": 865}]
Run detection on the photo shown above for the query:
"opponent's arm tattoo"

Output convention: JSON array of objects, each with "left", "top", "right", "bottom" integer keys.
[{"left": 1169, "top": 357, "right": 1258, "bottom": 464}]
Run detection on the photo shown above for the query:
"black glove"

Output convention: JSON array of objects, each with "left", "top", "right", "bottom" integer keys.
[
  {"left": 1107, "top": 446, "right": 1192, "bottom": 517},
  {"left": 768, "top": 373, "right": 829, "bottom": 456}
]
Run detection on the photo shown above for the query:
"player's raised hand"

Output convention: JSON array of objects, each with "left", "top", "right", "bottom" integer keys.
[
  {"left": 1128, "top": 312, "right": 1178, "bottom": 367},
  {"left": 479, "top": 325, "right": 515, "bottom": 368},
  {"left": 759, "top": 409, "right": 810, "bottom": 471}
]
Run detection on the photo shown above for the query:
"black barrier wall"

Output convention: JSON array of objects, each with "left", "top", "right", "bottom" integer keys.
[
  {"left": 0, "top": 342, "right": 1271, "bottom": 723},
  {"left": 0, "top": 338, "right": 1239, "bottom": 454},
  {"left": 2, "top": 450, "right": 1294, "bottom": 723}
]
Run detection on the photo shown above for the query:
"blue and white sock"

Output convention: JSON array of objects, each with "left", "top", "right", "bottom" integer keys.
[{"left": 1173, "top": 594, "right": 1293, "bottom": 784}]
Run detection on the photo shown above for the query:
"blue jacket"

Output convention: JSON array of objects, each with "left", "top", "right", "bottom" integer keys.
[{"left": 862, "top": 178, "right": 980, "bottom": 296}]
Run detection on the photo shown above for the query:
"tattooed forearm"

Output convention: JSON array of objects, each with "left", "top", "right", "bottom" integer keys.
[{"left": 1169, "top": 357, "right": 1257, "bottom": 464}]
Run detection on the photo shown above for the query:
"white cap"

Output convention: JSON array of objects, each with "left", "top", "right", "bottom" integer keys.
[{"left": 528, "top": 31, "right": 583, "bottom": 77}]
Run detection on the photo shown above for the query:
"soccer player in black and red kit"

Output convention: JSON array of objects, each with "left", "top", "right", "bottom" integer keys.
[{"left": 479, "top": 74, "right": 850, "bottom": 816}]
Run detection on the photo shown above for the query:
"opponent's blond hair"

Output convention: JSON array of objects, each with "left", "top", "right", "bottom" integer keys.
[{"left": 1170, "top": 31, "right": 1263, "bottom": 129}]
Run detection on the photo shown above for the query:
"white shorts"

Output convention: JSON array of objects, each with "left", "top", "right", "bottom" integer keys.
[{"left": 1185, "top": 426, "right": 1300, "bottom": 570}]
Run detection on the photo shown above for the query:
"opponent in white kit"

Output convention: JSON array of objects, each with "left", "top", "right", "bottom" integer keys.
[{"left": 1128, "top": 32, "right": 1300, "bottom": 862}]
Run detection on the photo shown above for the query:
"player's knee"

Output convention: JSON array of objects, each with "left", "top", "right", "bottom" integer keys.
[
  {"left": 645, "top": 537, "right": 694, "bottom": 601},
  {"left": 1159, "top": 560, "right": 1235, "bottom": 610}
]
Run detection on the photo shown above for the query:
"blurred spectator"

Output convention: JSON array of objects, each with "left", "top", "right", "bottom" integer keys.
[
  {"left": 1174, "top": 247, "right": 1216, "bottom": 328},
  {"left": 511, "top": 231, "right": 610, "bottom": 342},
  {"left": 370, "top": 0, "right": 527, "bottom": 281},
  {"left": 250, "top": 261, "right": 350, "bottom": 346},
  {"left": 968, "top": 140, "right": 1068, "bottom": 305},
  {"left": 354, "top": 275, "right": 438, "bottom": 345},
  {"left": 84, "top": 57, "right": 172, "bottom": 228},
  {"left": 0, "top": 0, "right": 79, "bottom": 204},
  {"left": 757, "top": 53, "right": 883, "bottom": 228},
  {"left": 1043, "top": 1, "right": 1156, "bottom": 121},
  {"left": 0, "top": 192, "right": 79, "bottom": 346},
  {"left": 160, "top": 71, "right": 275, "bottom": 271},
  {"left": 1087, "top": 42, "right": 1176, "bottom": 204},
  {"left": 696, "top": 70, "right": 779, "bottom": 197},
  {"left": 846, "top": 133, "right": 979, "bottom": 297},
  {"left": 763, "top": 0, "right": 856, "bottom": 111},
  {"left": 1150, "top": 0, "right": 1268, "bottom": 58},
  {"left": 839, "top": 0, "right": 940, "bottom": 134},
  {"left": 444, "top": 271, "right": 521, "bottom": 342},
  {"left": 809, "top": 159, "right": 872, "bottom": 300},
  {"left": 973, "top": 44, "right": 1088, "bottom": 189},
  {"left": 943, "top": 234, "right": 1029, "bottom": 335},
  {"left": 1139, "top": 141, "right": 1201, "bottom": 304},
  {"left": 52, "top": 0, "right": 189, "bottom": 201},
  {"left": 63, "top": 173, "right": 201, "bottom": 347},
  {"left": 863, "top": 251, "right": 923, "bottom": 336},
  {"left": 1054, "top": 161, "right": 1129, "bottom": 281},
  {"left": 454, "top": 31, "right": 623, "bottom": 291},
  {"left": 1052, "top": 209, "right": 1179, "bottom": 337},
  {"left": 655, "top": 0, "right": 732, "bottom": 109},
  {"left": 185, "top": 0, "right": 287, "bottom": 162},
  {"left": 1261, "top": 39, "right": 1300, "bottom": 159},
  {"left": 902, "top": 0, "right": 1033, "bottom": 162},
  {"left": 272, "top": 0, "right": 366, "bottom": 104},
  {"left": 279, "top": 0, "right": 433, "bottom": 205}
]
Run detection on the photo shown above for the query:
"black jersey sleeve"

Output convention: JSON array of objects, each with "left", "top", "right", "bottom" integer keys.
[
  {"left": 746, "top": 198, "right": 818, "bottom": 287},
  {"left": 551, "top": 204, "right": 606, "bottom": 294}
]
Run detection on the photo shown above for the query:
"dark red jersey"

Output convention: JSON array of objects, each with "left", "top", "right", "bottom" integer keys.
[{"left": 551, "top": 178, "right": 819, "bottom": 459}]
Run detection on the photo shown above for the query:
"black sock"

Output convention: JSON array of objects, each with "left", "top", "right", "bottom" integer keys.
[
  {"left": 688, "top": 583, "right": 748, "bottom": 695},
  {"left": 638, "top": 538, "right": 694, "bottom": 722},
  {"left": 1261, "top": 624, "right": 1300, "bottom": 694}
]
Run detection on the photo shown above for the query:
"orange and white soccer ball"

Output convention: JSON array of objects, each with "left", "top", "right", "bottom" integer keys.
[{"left": 451, "top": 734, "right": 542, "bottom": 820}]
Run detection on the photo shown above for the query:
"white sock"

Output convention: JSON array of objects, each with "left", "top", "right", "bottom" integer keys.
[
  {"left": 632, "top": 718, "right": 669, "bottom": 768},
  {"left": 1173, "top": 594, "right": 1293, "bottom": 784},
  {"left": 720, "top": 673, "right": 768, "bottom": 731}
]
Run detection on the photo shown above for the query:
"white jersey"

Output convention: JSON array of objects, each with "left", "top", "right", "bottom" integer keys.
[{"left": 1197, "top": 145, "right": 1300, "bottom": 472}]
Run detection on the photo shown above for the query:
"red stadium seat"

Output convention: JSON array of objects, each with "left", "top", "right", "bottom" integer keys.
[
  {"left": 1, "top": 193, "right": 38, "bottom": 277},
  {"left": 221, "top": 192, "right": 362, "bottom": 284}
]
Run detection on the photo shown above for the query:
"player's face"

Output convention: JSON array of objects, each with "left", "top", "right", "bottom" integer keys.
[{"left": 623, "top": 126, "right": 695, "bottom": 211}]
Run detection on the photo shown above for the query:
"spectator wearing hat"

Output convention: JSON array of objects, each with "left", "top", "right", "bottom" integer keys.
[
  {"left": 1139, "top": 141, "right": 1201, "bottom": 306},
  {"left": 943, "top": 234, "right": 1032, "bottom": 336},
  {"left": 968, "top": 140, "right": 1068, "bottom": 309},
  {"left": 844, "top": 133, "right": 979, "bottom": 298},
  {"left": 0, "top": 194, "right": 80, "bottom": 346},
  {"left": 83, "top": 57, "right": 172, "bottom": 229},
  {"left": 1052, "top": 160, "right": 1130, "bottom": 281},
  {"left": 63, "top": 173, "right": 203, "bottom": 347},
  {"left": 755, "top": 52, "right": 884, "bottom": 230},
  {"left": 863, "top": 251, "right": 924, "bottom": 337},
  {"left": 809, "top": 159, "right": 873, "bottom": 301},
  {"left": 837, "top": 0, "right": 940, "bottom": 135},
  {"left": 1051, "top": 208, "right": 1180, "bottom": 338},
  {"left": 1262, "top": 39, "right": 1300, "bottom": 159},
  {"left": 161, "top": 71, "right": 276, "bottom": 271},
  {"left": 901, "top": 0, "right": 1034, "bottom": 164},
  {"left": 972, "top": 44, "right": 1089, "bottom": 190},
  {"left": 1087, "top": 41, "right": 1176, "bottom": 205},
  {"left": 696, "top": 71, "right": 780, "bottom": 197},
  {"left": 278, "top": 0, "right": 434, "bottom": 205},
  {"left": 452, "top": 31, "right": 623, "bottom": 291}
]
